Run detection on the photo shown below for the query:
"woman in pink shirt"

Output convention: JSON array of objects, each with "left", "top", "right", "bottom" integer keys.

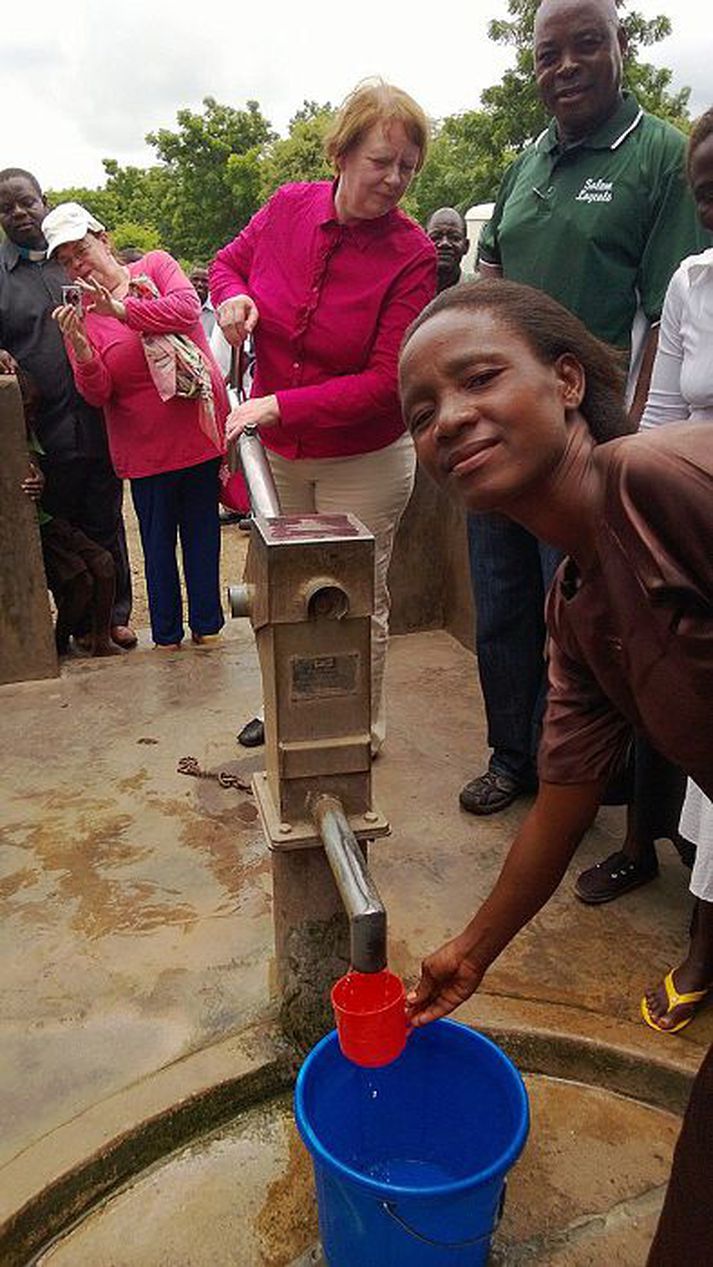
[
  {"left": 47, "top": 204, "right": 228, "bottom": 649},
  {"left": 210, "top": 80, "right": 437, "bottom": 752}
]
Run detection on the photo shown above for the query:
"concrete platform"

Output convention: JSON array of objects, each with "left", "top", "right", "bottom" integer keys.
[
  {"left": 1, "top": 626, "right": 710, "bottom": 1261},
  {"left": 35, "top": 1076, "right": 681, "bottom": 1266}
]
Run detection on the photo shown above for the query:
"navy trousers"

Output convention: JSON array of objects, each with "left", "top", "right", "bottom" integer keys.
[
  {"left": 467, "top": 511, "right": 562, "bottom": 785},
  {"left": 131, "top": 458, "right": 223, "bottom": 646}
]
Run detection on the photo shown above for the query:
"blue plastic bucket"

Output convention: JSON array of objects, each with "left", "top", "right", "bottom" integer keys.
[{"left": 295, "top": 1019, "right": 529, "bottom": 1265}]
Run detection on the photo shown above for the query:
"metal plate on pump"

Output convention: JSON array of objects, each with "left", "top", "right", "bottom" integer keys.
[
  {"left": 257, "top": 512, "right": 373, "bottom": 545},
  {"left": 291, "top": 652, "right": 359, "bottom": 700}
]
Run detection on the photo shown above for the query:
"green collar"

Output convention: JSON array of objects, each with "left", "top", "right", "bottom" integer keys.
[{"left": 540, "top": 92, "right": 643, "bottom": 156}]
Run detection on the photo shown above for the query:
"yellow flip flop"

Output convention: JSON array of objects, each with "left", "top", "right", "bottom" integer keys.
[{"left": 641, "top": 970, "right": 711, "bottom": 1035}]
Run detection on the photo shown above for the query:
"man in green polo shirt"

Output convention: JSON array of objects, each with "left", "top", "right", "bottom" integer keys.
[{"left": 461, "top": 0, "right": 708, "bottom": 825}]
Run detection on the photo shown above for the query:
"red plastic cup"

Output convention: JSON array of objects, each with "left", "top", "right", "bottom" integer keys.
[{"left": 331, "top": 969, "right": 407, "bottom": 1067}]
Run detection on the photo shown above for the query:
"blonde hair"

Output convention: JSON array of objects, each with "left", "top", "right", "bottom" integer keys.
[{"left": 324, "top": 79, "right": 430, "bottom": 172}]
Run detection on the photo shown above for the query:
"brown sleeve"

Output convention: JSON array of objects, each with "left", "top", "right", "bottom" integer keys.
[
  {"left": 538, "top": 628, "right": 633, "bottom": 786},
  {"left": 612, "top": 428, "right": 713, "bottom": 604}
]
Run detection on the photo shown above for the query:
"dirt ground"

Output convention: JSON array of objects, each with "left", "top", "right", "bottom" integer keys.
[{"left": 123, "top": 490, "right": 248, "bottom": 629}]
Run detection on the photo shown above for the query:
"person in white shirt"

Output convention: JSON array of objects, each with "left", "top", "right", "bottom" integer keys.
[
  {"left": 640, "top": 245, "right": 713, "bottom": 427},
  {"left": 639, "top": 108, "right": 713, "bottom": 1035}
]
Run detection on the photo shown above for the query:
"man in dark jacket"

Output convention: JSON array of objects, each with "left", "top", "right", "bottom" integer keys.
[{"left": 0, "top": 167, "right": 134, "bottom": 647}]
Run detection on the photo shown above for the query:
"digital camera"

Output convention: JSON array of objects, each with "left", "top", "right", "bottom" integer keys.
[{"left": 61, "top": 284, "right": 83, "bottom": 310}]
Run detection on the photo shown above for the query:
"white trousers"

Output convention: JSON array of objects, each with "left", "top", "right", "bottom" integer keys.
[{"left": 267, "top": 434, "right": 416, "bottom": 751}]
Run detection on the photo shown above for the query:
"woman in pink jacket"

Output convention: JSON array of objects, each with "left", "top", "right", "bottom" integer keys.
[
  {"left": 47, "top": 203, "right": 228, "bottom": 649},
  {"left": 210, "top": 80, "right": 437, "bottom": 752}
]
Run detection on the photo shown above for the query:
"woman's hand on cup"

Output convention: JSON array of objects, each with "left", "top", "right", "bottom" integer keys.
[
  {"left": 51, "top": 304, "right": 93, "bottom": 362},
  {"left": 217, "top": 294, "right": 259, "bottom": 346},
  {"left": 406, "top": 933, "right": 486, "bottom": 1028},
  {"left": 225, "top": 394, "right": 280, "bottom": 443}
]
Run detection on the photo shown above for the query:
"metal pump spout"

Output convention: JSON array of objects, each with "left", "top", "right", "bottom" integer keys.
[{"left": 310, "top": 793, "right": 387, "bottom": 974}]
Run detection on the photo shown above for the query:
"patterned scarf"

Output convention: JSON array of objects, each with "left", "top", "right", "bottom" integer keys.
[{"left": 129, "top": 274, "right": 221, "bottom": 451}]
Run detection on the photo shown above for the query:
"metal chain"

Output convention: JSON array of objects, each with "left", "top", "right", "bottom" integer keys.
[{"left": 177, "top": 756, "right": 253, "bottom": 793}]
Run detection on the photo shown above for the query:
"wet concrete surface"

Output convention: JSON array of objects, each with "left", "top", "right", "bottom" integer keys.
[
  {"left": 0, "top": 626, "right": 273, "bottom": 1170},
  {"left": 35, "top": 1075, "right": 680, "bottom": 1267},
  {"left": 2, "top": 625, "right": 711, "bottom": 1260}
]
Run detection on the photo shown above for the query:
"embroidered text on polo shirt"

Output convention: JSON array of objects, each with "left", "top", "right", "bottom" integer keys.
[{"left": 575, "top": 178, "right": 614, "bottom": 203}]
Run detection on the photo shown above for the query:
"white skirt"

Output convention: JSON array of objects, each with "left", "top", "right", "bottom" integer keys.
[{"left": 681, "top": 781, "right": 713, "bottom": 903}]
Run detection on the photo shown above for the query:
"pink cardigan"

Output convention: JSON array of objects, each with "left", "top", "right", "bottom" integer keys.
[
  {"left": 68, "top": 251, "right": 228, "bottom": 479},
  {"left": 210, "top": 182, "right": 437, "bottom": 459}
]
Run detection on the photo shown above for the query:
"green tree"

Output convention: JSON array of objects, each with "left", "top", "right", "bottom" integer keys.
[
  {"left": 44, "top": 183, "right": 120, "bottom": 225},
  {"left": 47, "top": 164, "right": 175, "bottom": 252},
  {"left": 111, "top": 221, "right": 162, "bottom": 254},
  {"left": 259, "top": 102, "right": 335, "bottom": 202},
  {"left": 405, "top": 111, "right": 515, "bottom": 224},
  {"left": 145, "top": 96, "right": 275, "bottom": 260},
  {"left": 102, "top": 160, "right": 175, "bottom": 244},
  {"left": 224, "top": 147, "right": 265, "bottom": 237}
]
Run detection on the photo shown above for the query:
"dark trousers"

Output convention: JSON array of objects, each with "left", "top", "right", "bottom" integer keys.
[
  {"left": 41, "top": 518, "right": 115, "bottom": 653},
  {"left": 41, "top": 457, "right": 131, "bottom": 627},
  {"left": 632, "top": 737, "right": 687, "bottom": 844},
  {"left": 467, "top": 511, "right": 562, "bottom": 784},
  {"left": 131, "top": 458, "right": 223, "bottom": 646},
  {"left": 647, "top": 1042, "right": 713, "bottom": 1264}
]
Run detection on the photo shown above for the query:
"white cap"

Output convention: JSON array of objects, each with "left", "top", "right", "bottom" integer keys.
[{"left": 42, "top": 202, "right": 106, "bottom": 258}]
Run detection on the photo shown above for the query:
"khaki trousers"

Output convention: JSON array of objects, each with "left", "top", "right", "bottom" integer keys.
[{"left": 267, "top": 434, "right": 416, "bottom": 751}]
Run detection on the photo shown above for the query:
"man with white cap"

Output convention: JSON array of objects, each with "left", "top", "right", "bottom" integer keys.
[{"left": 0, "top": 170, "right": 134, "bottom": 648}]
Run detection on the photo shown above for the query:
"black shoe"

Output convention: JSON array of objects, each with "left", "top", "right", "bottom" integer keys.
[
  {"left": 459, "top": 770, "right": 530, "bottom": 816},
  {"left": 238, "top": 514, "right": 253, "bottom": 533},
  {"left": 574, "top": 850, "right": 658, "bottom": 905},
  {"left": 219, "top": 508, "right": 243, "bottom": 525},
  {"left": 237, "top": 717, "right": 265, "bottom": 747}
]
